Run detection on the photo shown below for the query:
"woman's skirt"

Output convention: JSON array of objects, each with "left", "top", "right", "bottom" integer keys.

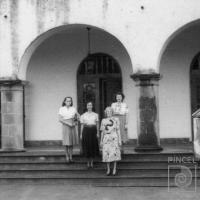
[
  {"left": 82, "top": 125, "right": 99, "bottom": 158},
  {"left": 102, "top": 132, "right": 121, "bottom": 162},
  {"left": 114, "top": 114, "right": 128, "bottom": 143},
  {"left": 62, "top": 124, "right": 79, "bottom": 146}
]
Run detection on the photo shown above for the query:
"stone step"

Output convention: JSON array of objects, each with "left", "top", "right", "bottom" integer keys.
[
  {"left": 0, "top": 168, "right": 198, "bottom": 178},
  {"left": 0, "top": 149, "right": 197, "bottom": 187},
  {"left": 0, "top": 162, "right": 198, "bottom": 170},
  {"left": 0, "top": 151, "right": 194, "bottom": 156},
  {"left": 0, "top": 153, "right": 195, "bottom": 163},
  {"left": 0, "top": 177, "right": 198, "bottom": 187}
]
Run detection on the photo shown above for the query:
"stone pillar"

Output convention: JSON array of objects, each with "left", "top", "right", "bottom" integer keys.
[
  {"left": 131, "top": 73, "right": 163, "bottom": 151},
  {"left": 0, "top": 80, "right": 26, "bottom": 151}
]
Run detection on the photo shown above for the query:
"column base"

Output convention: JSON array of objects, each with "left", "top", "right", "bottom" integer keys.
[
  {"left": 0, "top": 148, "right": 26, "bottom": 153},
  {"left": 135, "top": 145, "right": 163, "bottom": 152}
]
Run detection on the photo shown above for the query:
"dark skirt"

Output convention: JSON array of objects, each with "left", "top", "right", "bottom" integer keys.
[{"left": 82, "top": 126, "right": 99, "bottom": 158}]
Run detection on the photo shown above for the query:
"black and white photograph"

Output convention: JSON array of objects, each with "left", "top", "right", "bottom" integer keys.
[{"left": 0, "top": 0, "right": 199, "bottom": 199}]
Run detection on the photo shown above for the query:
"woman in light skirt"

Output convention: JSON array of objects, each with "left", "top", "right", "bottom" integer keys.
[
  {"left": 111, "top": 92, "right": 129, "bottom": 146},
  {"left": 58, "top": 96, "right": 79, "bottom": 163}
]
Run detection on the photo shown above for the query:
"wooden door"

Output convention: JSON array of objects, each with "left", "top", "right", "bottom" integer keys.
[
  {"left": 77, "top": 77, "right": 100, "bottom": 115},
  {"left": 100, "top": 78, "right": 122, "bottom": 119},
  {"left": 77, "top": 53, "right": 122, "bottom": 117},
  {"left": 191, "top": 72, "right": 200, "bottom": 113}
]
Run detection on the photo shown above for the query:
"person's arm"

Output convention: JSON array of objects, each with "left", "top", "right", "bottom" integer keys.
[
  {"left": 80, "top": 114, "right": 84, "bottom": 140},
  {"left": 125, "top": 113, "right": 128, "bottom": 130},
  {"left": 76, "top": 112, "right": 80, "bottom": 122},
  {"left": 96, "top": 121, "right": 100, "bottom": 138},
  {"left": 124, "top": 103, "right": 129, "bottom": 130},
  {"left": 100, "top": 131, "right": 104, "bottom": 147},
  {"left": 96, "top": 114, "right": 100, "bottom": 138},
  {"left": 100, "top": 119, "right": 104, "bottom": 147},
  {"left": 58, "top": 115, "right": 73, "bottom": 127},
  {"left": 80, "top": 123, "right": 84, "bottom": 140}
]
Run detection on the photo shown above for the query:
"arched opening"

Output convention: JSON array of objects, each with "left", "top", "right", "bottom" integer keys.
[
  {"left": 190, "top": 52, "right": 200, "bottom": 113},
  {"left": 22, "top": 24, "right": 135, "bottom": 145},
  {"left": 77, "top": 53, "right": 122, "bottom": 120},
  {"left": 190, "top": 52, "right": 200, "bottom": 141},
  {"left": 159, "top": 20, "right": 200, "bottom": 142}
]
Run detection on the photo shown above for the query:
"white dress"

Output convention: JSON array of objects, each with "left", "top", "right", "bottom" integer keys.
[
  {"left": 58, "top": 106, "right": 79, "bottom": 146},
  {"left": 101, "top": 117, "right": 121, "bottom": 162}
]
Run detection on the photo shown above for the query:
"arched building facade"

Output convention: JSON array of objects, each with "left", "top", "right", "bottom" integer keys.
[{"left": 1, "top": 0, "right": 200, "bottom": 151}]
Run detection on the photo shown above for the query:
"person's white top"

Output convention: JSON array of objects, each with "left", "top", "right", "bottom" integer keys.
[
  {"left": 58, "top": 106, "right": 77, "bottom": 119},
  {"left": 80, "top": 112, "right": 99, "bottom": 125},
  {"left": 111, "top": 102, "right": 129, "bottom": 115}
]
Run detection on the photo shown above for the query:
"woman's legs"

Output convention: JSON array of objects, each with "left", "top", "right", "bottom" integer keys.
[
  {"left": 86, "top": 158, "right": 94, "bottom": 168},
  {"left": 65, "top": 146, "right": 70, "bottom": 162},
  {"left": 68, "top": 145, "right": 73, "bottom": 161},
  {"left": 106, "top": 162, "right": 111, "bottom": 175},
  {"left": 112, "top": 161, "right": 117, "bottom": 175},
  {"left": 90, "top": 158, "right": 94, "bottom": 168}
]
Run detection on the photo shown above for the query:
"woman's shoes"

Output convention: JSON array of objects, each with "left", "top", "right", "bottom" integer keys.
[
  {"left": 87, "top": 161, "right": 91, "bottom": 169},
  {"left": 112, "top": 169, "right": 117, "bottom": 176},
  {"left": 87, "top": 161, "right": 94, "bottom": 169},
  {"left": 106, "top": 170, "right": 111, "bottom": 176},
  {"left": 90, "top": 161, "right": 94, "bottom": 168},
  {"left": 65, "top": 156, "right": 70, "bottom": 163}
]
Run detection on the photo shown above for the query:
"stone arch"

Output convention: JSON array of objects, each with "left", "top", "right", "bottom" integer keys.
[
  {"left": 158, "top": 19, "right": 200, "bottom": 140},
  {"left": 157, "top": 19, "right": 200, "bottom": 70},
  {"left": 18, "top": 24, "right": 133, "bottom": 80},
  {"left": 21, "top": 23, "right": 136, "bottom": 142}
]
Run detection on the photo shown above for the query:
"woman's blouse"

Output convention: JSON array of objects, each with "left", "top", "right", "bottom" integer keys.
[
  {"left": 58, "top": 106, "right": 77, "bottom": 120},
  {"left": 100, "top": 117, "right": 120, "bottom": 134},
  {"left": 80, "top": 112, "right": 99, "bottom": 125},
  {"left": 111, "top": 102, "right": 128, "bottom": 115}
]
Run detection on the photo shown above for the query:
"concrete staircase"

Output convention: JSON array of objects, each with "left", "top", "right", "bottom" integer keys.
[{"left": 0, "top": 147, "right": 199, "bottom": 187}]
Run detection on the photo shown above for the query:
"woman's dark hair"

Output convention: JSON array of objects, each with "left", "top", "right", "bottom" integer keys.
[
  {"left": 83, "top": 101, "right": 94, "bottom": 112},
  {"left": 86, "top": 101, "right": 93, "bottom": 106},
  {"left": 115, "top": 92, "right": 125, "bottom": 101},
  {"left": 62, "top": 96, "right": 73, "bottom": 107},
  {"left": 86, "top": 101, "right": 93, "bottom": 110}
]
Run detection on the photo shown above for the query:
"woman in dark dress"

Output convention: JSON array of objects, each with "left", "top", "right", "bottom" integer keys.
[{"left": 80, "top": 102, "right": 99, "bottom": 168}]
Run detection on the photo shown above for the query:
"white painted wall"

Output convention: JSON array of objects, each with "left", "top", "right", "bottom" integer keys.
[
  {"left": 159, "top": 24, "right": 200, "bottom": 139},
  {"left": 1, "top": 0, "right": 200, "bottom": 140},
  {"left": 1, "top": 0, "right": 200, "bottom": 78},
  {"left": 25, "top": 27, "right": 136, "bottom": 141}
]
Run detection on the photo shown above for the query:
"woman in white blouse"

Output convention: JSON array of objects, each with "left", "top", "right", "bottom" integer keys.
[
  {"left": 111, "top": 92, "right": 129, "bottom": 145},
  {"left": 80, "top": 102, "right": 99, "bottom": 168},
  {"left": 58, "top": 97, "right": 79, "bottom": 163}
]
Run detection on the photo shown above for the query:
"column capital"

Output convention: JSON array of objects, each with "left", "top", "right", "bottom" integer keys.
[
  {"left": 0, "top": 79, "right": 28, "bottom": 86},
  {"left": 130, "top": 73, "right": 162, "bottom": 87},
  {"left": 130, "top": 73, "right": 162, "bottom": 81}
]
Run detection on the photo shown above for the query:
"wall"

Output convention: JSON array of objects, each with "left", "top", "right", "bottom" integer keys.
[
  {"left": 25, "top": 27, "right": 136, "bottom": 141},
  {"left": 1, "top": 0, "right": 200, "bottom": 79},
  {"left": 159, "top": 24, "right": 200, "bottom": 139}
]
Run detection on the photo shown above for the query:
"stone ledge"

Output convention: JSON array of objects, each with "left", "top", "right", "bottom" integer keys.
[{"left": 24, "top": 138, "right": 192, "bottom": 147}]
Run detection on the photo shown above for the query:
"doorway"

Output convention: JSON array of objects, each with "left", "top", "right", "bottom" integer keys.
[
  {"left": 190, "top": 52, "right": 200, "bottom": 140},
  {"left": 191, "top": 53, "right": 200, "bottom": 113},
  {"left": 77, "top": 53, "right": 122, "bottom": 119}
]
